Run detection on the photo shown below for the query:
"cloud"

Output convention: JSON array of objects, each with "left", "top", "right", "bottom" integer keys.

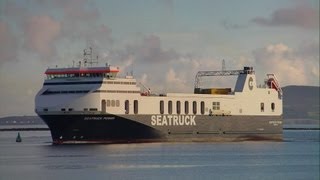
[
  {"left": 134, "top": 54, "right": 237, "bottom": 93},
  {"left": 52, "top": 0, "right": 113, "bottom": 60},
  {"left": 0, "top": 0, "right": 112, "bottom": 117},
  {"left": 1, "top": 0, "right": 319, "bottom": 117},
  {"left": 57, "top": 0, "right": 101, "bottom": 40},
  {"left": 107, "top": 34, "right": 180, "bottom": 66},
  {"left": 60, "top": 0, "right": 99, "bottom": 21},
  {"left": 24, "top": 15, "right": 61, "bottom": 57},
  {"left": 252, "top": 3, "right": 319, "bottom": 29},
  {"left": 166, "top": 68, "right": 188, "bottom": 90},
  {"left": 130, "top": 35, "right": 180, "bottom": 63},
  {"left": 90, "top": 24, "right": 113, "bottom": 44},
  {"left": 253, "top": 43, "right": 319, "bottom": 86},
  {"left": 0, "top": 0, "right": 112, "bottom": 62},
  {"left": 0, "top": 21, "right": 18, "bottom": 66},
  {"left": 140, "top": 73, "right": 148, "bottom": 85}
]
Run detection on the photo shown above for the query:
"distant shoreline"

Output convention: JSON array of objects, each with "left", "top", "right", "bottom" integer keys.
[{"left": 0, "top": 128, "right": 49, "bottom": 131}]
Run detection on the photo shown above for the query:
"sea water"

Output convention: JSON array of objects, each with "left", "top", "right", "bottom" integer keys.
[{"left": 0, "top": 130, "right": 319, "bottom": 180}]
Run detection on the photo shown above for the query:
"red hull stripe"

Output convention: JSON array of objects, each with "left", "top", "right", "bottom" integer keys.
[{"left": 45, "top": 69, "right": 119, "bottom": 75}]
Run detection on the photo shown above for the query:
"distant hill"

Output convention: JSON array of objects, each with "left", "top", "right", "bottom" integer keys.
[{"left": 283, "top": 85, "right": 319, "bottom": 120}]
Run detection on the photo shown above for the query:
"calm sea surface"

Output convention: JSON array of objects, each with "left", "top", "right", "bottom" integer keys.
[{"left": 0, "top": 130, "right": 319, "bottom": 180}]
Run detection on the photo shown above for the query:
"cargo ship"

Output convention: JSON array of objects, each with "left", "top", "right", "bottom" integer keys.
[{"left": 35, "top": 48, "right": 283, "bottom": 144}]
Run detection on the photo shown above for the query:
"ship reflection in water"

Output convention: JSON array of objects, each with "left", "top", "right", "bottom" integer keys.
[{"left": 0, "top": 130, "right": 319, "bottom": 180}]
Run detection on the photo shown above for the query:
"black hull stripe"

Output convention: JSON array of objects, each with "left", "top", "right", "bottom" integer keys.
[
  {"left": 40, "top": 114, "right": 165, "bottom": 143},
  {"left": 38, "top": 114, "right": 283, "bottom": 144}
]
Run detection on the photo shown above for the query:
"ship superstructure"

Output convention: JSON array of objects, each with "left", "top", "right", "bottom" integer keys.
[{"left": 35, "top": 48, "right": 283, "bottom": 144}]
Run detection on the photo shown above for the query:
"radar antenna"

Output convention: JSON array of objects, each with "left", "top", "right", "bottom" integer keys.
[{"left": 222, "top": 59, "right": 226, "bottom": 71}]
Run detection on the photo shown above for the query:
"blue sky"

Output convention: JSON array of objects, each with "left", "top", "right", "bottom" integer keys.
[{"left": 0, "top": 0, "right": 319, "bottom": 117}]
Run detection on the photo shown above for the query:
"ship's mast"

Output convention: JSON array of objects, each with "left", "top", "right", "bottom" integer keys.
[
  {"left": 83, "top": 47, "right": 99, "bottom": 67},
  {"left": 222, "top": 59, "right": 226, "bottom": 71}
]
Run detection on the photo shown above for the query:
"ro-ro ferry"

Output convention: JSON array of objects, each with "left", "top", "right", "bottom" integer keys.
[{"left": 35, "top": 48, "right": 283, "bottom": 144}]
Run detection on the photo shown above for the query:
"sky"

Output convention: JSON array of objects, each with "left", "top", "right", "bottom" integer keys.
[{"left": 0, "top": 0, "right": 319, "bottom": 117}]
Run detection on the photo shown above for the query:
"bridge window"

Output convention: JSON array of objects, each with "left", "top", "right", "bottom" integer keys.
[
  {"left": 260, "top": 103, "right": 264, "bottom": 112},
  {"left": 111, "top": 100, "right": 115, "bottom": 107},
  {"left": 42, "top": 90, "right": 90, "bottom": 95},
  {"left": 185, "top": 101, "right": 189, "bottom": 114},
  {"left": 116, "top": 100, "right": 120, "bottom": 107},
  {"left": 176, "top": 101, "right": 181, "bottom": 114},
  {"left": 160, "top": 100, "right": 164, "bottom": 114},
  {"left": 212, "top": 102, "right": 220, "bottom": 110},
  {"left": 201, "top": 101, "right": 205, "bottom": 115},
  {"left": 193, "top": 101, "right": 197, "bottom": 115},
  {"left": 271, "top": 103, "right": 275, "bottom": 112},
  {"left": 125, "top": 100, "right": 129, "bottom": 114},
  {"left": 168, "top": 101, "right": 173, "bottom": 114}
]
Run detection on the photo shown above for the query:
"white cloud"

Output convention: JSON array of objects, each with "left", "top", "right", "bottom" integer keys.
[
  {"left": 253, "top": 43, "right": 319, "bottom": 86},
  {"left": 165, "top": 68, "right": 188, "bottom": 92},
  {"left": 140, "top": 73, "right": 148, "bottom": 85},
  {"left": 0, "top": 0, "right": 318, "bottom": 118},
  {"left": 24, "top": 15, "right": 61, "bottom": 57},
  {"left": 266, "top": 43, "right": 291, "bottom": 54}
]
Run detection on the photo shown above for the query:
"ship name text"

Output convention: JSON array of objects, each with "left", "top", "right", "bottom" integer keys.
[
  {"left": 269, "top": 120, "right": 282, "bottom": 126},
  {"left": 151, "top": 115, "right": 196, "bottom": 126},
  {"left": 84, "top": 116, "right": 115, "bottom": 120}
]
